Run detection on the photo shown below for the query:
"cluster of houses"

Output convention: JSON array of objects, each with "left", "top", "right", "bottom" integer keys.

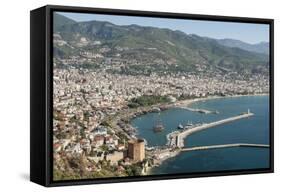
[{"left": 53, "top": 126, "right": 127, "bottom": 165}]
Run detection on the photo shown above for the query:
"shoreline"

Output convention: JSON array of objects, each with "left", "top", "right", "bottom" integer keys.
[{"left": 172, "top": 93, "right": 269, "bottom": 108}]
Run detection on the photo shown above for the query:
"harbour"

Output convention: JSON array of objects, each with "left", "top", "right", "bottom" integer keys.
[{"left": 131, "top": 95, "right": 270, "bottom": 174}]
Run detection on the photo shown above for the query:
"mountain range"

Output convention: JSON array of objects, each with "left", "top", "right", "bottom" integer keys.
[{"left": 53, "top": 13, "right": 269, "bottom": 76}]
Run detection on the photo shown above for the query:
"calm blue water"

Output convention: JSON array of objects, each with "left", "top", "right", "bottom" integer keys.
[{"left": 131, "top": 96, "right": 270, "bottom": 174}]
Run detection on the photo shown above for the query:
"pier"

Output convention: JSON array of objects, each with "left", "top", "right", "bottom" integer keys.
[
  {"left": 168, "top": 110, "right": 254, "bottom": 147},
  {"left": 178, "top": 106, "right": 218, "bottom": 114},
  {"left": 181, "top": 143, "right": 269, "bottom": 152}
]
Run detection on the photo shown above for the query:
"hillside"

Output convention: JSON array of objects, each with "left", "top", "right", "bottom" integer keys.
[
  {"left": 54, "top": 13, "right": 76, "bottom": 31},
  {"left": 53, "top": 14, "right": 269, "bottom": 76}
]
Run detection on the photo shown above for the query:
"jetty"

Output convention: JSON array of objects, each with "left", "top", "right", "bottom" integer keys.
[
  {"left": 181, "top": 143, "right": 269, "bottom": 152},
  {"left": 178, "top": 106, "right": 219, "bottom": 114}
]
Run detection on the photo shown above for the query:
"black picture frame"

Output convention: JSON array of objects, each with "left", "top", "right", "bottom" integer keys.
[{"left": 30, "top": 4, "right": 274, "bottom": 187}]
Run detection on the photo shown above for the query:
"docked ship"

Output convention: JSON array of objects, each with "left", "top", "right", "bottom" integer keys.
[
  {"left": 186, "top": 120, "right": 193, "bottom": 127},
  {"left": 177, "top": 123, "right": 184, "bottom": 129},
  {"left": 178, "top": 121, "right": 193, "bottom": 130}
]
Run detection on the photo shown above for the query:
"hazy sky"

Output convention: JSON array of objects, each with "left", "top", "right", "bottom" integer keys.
[{"left": 58, "top": 12, "right": 269, "bottom": 44}]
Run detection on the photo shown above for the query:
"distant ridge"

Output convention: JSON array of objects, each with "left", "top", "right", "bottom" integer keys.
[{"left": 216, "top": 38, "right": 269, "bottom": 55}]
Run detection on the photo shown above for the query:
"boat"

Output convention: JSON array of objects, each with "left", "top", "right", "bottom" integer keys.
[
  {"left": 153, "top": 113, "right": 165, "bottom": 132},
  {"left": 153, "top": 123, "right": 164, "bottom": 132},
  {"left": 183, "top": 121, "right": 194, "bottom": 129},
  {"left": 177, "top": 123, "right": 184, "bottom": 129},
  {"left": 152, "top": 107, "right": 161, "bottom": 113},
  {"left": 186, "top": 120, "right": 193, "bottom": 127}
]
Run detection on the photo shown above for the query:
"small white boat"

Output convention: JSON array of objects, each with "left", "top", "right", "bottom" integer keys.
[
  {"left": 186, "top": 120, "right": 193, "bottom": 127},
  {"left": 177, "top": 123, "right": 184, "bottom": 129}
]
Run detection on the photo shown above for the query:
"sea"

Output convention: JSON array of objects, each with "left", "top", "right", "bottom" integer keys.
[{"left": 130, "top": 95, "right": 270, "bottom": 175}]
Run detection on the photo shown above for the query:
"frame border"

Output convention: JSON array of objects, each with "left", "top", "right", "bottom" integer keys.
[{"left": 44, "top": 4, "right": 274, "bottom": 187}]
